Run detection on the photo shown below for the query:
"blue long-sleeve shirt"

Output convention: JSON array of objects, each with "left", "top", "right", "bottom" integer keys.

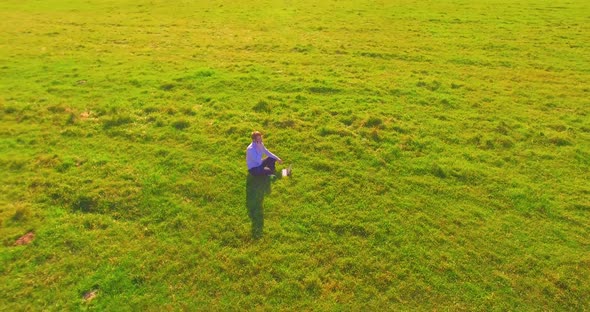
[{"left": 246, "top": 142, "right": 280, "bottom": 169}]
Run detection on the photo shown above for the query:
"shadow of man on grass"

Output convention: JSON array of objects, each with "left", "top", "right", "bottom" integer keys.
[{"left": 246, "top": 174, "right": 271, "bottom": 239}]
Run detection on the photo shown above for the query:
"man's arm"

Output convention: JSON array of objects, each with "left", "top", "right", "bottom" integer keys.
[{"left": 262, "top": 145, "right": 283, "bottom": 164}]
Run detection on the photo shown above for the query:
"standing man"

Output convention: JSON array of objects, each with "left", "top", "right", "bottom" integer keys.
[{"left": 246, "top": 131, "right": 283, "bottom": 176}]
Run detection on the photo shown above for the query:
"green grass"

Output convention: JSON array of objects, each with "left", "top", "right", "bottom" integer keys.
[{"left": 1, "top": 0, "right": 589, "bottom": 310}]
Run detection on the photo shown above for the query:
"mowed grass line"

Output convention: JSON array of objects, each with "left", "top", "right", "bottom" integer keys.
[{"left": 1, "top": 0, "right": 589, "bottom": 310}]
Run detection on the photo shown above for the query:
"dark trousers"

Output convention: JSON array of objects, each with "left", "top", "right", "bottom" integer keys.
[{"left": 248, "top": 157, "right": 277, "bottom": 176}]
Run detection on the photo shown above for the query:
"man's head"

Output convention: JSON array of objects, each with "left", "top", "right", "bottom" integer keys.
[{"left": 251, "top": 131, "right": 262, "bottom": 144}]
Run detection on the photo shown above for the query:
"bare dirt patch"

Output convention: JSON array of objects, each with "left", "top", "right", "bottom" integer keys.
[
  {"left": 83, "top": 289, "right": 98, "bottom": 302},
  {"left": 80, "top": 111, "right": 91, "bottom": 119},
  {"left": 15, "top": 231, "right": 35, "bottom": 246}
]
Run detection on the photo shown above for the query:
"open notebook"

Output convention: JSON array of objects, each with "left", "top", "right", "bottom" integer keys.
[{"left": 281, "top": 164, "right": 292, "bottom": 177}]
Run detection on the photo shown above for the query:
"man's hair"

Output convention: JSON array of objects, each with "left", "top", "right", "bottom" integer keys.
[{"left": 251, "top": 131, "right": 262, "bottom": 141}]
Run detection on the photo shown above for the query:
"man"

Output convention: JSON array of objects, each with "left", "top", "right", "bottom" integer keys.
[{"left": 246, "top": 131, "right": 283, "bottom": 176}]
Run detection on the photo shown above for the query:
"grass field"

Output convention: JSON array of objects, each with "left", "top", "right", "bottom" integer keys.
[{"left": 1, "top": 0, "right": 589, "bottom": 310}]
